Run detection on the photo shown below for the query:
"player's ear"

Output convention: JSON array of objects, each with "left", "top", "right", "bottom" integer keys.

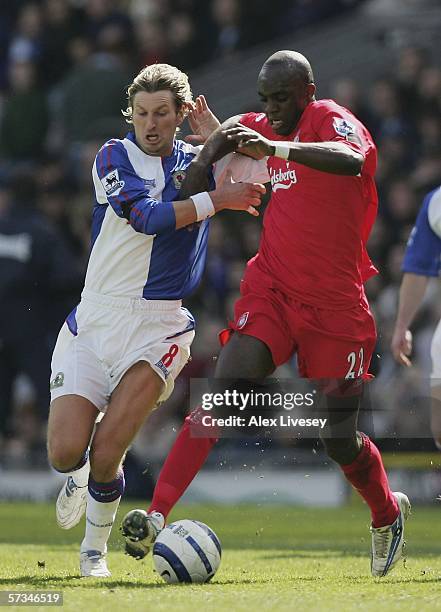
[{"left": 306, "top": 82, "right": 316, "bottom": 102}]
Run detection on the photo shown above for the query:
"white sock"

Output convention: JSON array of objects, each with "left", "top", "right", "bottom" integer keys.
[
  {"left": 70, "top": 457, "right": 90, "bottom": 488},
  {"left": 81, "top": 492, "right": 121, "bottom": 554}
]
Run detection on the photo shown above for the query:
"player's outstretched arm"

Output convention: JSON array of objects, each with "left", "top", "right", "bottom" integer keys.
[
  {"left": 97, "top": 140, "right": 262, "bottom": 234},
  {"left": 173, "top": 170, "right": 265, "bottom": 229},
  {"left": 179, "top": 115, "right": 244, "bottom": 200},
  {"left": 391, "top": 272, "right": 430, "bottom": 367},
  {"left": 121, "top": 177, "right": 264, "bottom": 234},
  {"left": 224, "top": 125, "right": 364, "bottom": 175}
]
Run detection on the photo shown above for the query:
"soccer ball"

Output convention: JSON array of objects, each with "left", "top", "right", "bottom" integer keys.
[{"left": 153, "top": 519, "right": 221, "bottom": 584}]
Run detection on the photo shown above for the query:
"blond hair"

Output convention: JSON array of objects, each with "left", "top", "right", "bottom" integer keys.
[{"left": 122, "top": 63, "right": 193, "bottom": 123}]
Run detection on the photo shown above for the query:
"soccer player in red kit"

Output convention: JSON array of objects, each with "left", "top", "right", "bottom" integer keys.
[{"left": 121, "top": 51, "right": 410, "bottom": 577}]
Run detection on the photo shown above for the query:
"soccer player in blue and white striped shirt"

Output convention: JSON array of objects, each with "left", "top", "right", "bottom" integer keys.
[{"left": 46, "top": 63, "right": 267, "bottom": 578}]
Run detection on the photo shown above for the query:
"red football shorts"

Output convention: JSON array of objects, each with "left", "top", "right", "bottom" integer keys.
[{"left": 224, "top": 265, "right": 377, "bottom": 381}]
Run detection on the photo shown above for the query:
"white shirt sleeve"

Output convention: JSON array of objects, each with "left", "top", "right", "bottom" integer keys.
[{"left": 213, "top": 152, "right": 270, "bottom": 186}]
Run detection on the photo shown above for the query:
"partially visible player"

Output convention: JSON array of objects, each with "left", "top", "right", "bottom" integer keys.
[
  {"left": 46, "top": 63, "right": 267, "bottom": 578},
  {"left": 122, "top": 51, "right": 410, "bottom": 578},
  {"left": 391, "top": 185, "right": 441, "bottom": 446}
]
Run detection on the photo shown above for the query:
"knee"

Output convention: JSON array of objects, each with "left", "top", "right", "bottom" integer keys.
[
  {"left": 320, "top": 435, "right": 361, "bottom": 465},
  {"left": 89, "top": 442, "right": 121, "bottom": 482},
  {"left": 47, "top": 438, "right": 85, "bottom": 473}
]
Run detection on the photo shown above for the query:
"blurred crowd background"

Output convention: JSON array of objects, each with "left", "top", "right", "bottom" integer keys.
[{"left": 1, "top": 0, "right": 441, "bottom": 478}]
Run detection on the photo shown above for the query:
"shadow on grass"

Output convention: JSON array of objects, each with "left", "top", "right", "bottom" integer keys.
[
  {"left": 3, "top": 573, "right": 441, "bottom": 589},
  {"left": 381, "top": 577, "right": 441, "bottom": 584},
  {"left": 0, "top": 576, "right": 82, "bottom": 585},
  {"left": 0, "top": 575, "right": 287, "bottom": 589},
  {"left": 214, "top": 576, "right": 321, "bottom": 585},
  {"left": 217, "top": 573, "right": 441, "bottom": 585},
  {"left": 257, "top": 549, "right": 366, "bottom": 560},
  {"left": 206, "top": 574, "right": 441, "bottom": 585},
  {"left": 0, "top": 576, "right": 165, "bottom": 589}
]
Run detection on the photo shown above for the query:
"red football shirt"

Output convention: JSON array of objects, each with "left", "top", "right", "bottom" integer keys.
[{"left": 240, "top": 99, "right": 378, "bottom": 310}]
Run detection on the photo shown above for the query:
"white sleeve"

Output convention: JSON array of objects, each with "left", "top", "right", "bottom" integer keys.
[
  {"left": 213, "top": 152, "right": 270, "bottom": 186},
  {"left": 428, "top": 188, "right": 441, "bottom": 238}
]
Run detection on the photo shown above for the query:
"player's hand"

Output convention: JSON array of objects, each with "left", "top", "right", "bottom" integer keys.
[
  {"left": 210, "top": 169, "right": 265, "bottom": 216},
  {"left": 391, "top": 327, "right": 413, "bottom": 367},
  {"left": 223, "top": 124, "right": 272, "bottom": 159},
  {"left": 185, "top": 95, "right": 221, "bottom": 144}
]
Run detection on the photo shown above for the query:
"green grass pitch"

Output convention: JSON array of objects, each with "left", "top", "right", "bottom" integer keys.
[{"left": 1, "top": 501, "right": 441, "bottom": 611}]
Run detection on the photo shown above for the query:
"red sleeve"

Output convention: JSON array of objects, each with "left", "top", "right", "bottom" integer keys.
[
  {"left": 310, "top": 101, "right": 377, "bottom": 176},
  {"left": 239, "top": 112, "right": 268, "bottom": 136},
  {"left": 310, "top": 102, "right": 367, "bottom": 154}
]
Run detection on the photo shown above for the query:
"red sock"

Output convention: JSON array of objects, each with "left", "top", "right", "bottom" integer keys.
[
  {"left": 341, "top": 434, "right": 399, "bottom": 528},
  {"left": 148, "top": 409, "right": 218, "bottom": 519}
]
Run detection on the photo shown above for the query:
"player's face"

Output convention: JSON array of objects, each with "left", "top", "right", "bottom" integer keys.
[
  {"left": 257, "top": 69, "right": 314, "bottom": 136},
  {"left": 132, "top": 90, "right": 185, "bottom": 156}
]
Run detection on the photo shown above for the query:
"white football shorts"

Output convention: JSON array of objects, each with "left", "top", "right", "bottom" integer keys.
[{"left": 50, "top": 290, "right": 195, "bottom": 411}]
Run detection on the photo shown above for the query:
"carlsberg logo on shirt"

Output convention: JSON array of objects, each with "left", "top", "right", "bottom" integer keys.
[{"left": 270, "top": 166, "right": 297, "bottom": 192}]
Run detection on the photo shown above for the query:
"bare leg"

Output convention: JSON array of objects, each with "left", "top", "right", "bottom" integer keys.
[
  {"left": 83, "top": 361, "right": 164, "bottom": 558},
  {"left": 47, "top": 395, "right": 98, "bottom": 471}
]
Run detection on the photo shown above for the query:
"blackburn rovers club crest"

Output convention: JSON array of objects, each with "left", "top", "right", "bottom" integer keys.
[
  {"left": 50, "top": 371, "right": 64, "bottom": 390},
  {"left": 236, "top": 312, "right": 249, "bottom": 329},
  {"left": 172, "top": 169, "right": 186, "bottom": 189}
]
